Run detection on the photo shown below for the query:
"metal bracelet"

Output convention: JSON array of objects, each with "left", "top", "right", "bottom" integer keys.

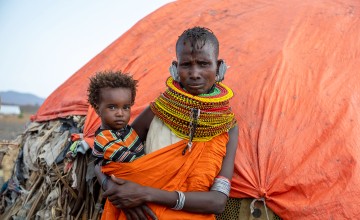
[
  {"left": 172, "top": 191, "right": 185, "bottom": 210},
  {"left": 210, "top": 177, "right": 231, "bottom": 197}
]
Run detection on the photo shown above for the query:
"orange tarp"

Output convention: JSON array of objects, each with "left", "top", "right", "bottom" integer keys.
[{"left": 32, "top": 0, "right": 360, "bottom": 219}]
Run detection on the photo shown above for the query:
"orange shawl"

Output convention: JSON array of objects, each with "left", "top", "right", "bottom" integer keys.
[{"left": 101, "top": 133, "right": 228, "bottom": 220}]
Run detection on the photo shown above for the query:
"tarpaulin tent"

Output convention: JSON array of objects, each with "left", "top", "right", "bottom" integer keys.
[{"left": 30, "top": 0, "right": 360, "bottom": 219}]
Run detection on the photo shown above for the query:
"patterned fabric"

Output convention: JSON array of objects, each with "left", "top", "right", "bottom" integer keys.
[
  {"left": 216, "top": 197, "right": 241, "bottom": 220},
  {"left": 92, "top": 125, "right": 144, "bottom": 163},
  {"left": 150, "top": 77, "right": 237, "bottom": 141},
  {"left": 216, "top": 198, "right": 282, "bottom": 220}
]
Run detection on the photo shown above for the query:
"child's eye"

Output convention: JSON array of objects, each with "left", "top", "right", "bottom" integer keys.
[
  {"left": 108, "top": 106, "right": 116, "bottom": 110},
  {"left": 124, "top": 105, "right": 131, "bottom": 110}
]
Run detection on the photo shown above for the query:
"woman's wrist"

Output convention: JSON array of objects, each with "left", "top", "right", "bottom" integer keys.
[
  {"left": 143, "top": 186, "right": 153, "bottom": 203},
  {"left": 142, "top": 186, "right": 180, "bottom": 209}
]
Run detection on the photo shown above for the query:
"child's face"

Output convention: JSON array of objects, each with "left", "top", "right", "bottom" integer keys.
[{"left": 97, "top": 87, "right": 132, "bottom": 130}]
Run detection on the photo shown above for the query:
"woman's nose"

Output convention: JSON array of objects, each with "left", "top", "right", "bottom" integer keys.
[{"left": 189, "top": 66, "right": 201, "bottom": 78}]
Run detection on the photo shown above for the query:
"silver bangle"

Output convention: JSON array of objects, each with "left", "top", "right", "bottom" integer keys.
[
  {"left": 172, "top": 191, "right": 185, "bottom": 210},
  {"left": 210, "top": 177, "right": 231, "bottom": 197}
]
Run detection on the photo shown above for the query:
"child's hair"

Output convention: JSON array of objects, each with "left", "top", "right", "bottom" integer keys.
[{"left": 87, "top": 70, "right": 138, "bottom": 110}]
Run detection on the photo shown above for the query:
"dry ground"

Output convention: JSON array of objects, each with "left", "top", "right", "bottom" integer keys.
[{"left": 0, "top": 113, "right": 33, "bottom": 141}]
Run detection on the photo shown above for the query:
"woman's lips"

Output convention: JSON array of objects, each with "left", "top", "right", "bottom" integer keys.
[{"left": 187, "top": 84, "right": 202, "bottom": 88}]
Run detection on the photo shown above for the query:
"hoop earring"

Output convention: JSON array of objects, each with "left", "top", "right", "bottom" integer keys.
[
  {"left": 169, "top": 63, "right": 179, "bottom": 82},
  {"left": 217, "top": 60, "right": 227, "bottom": 82}
]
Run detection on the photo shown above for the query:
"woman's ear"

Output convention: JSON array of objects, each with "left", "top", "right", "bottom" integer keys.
[
  {"left": 216, "top": 59, "right": 222, "bottom": 72},
  {"left": 169, "top": 61, "right": 179, "bottom": 81},
  {"left": 216, "top": 59, "right": 227, "bottom": 82}
]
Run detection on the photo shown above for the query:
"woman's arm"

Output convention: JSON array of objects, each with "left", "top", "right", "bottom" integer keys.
[
  {"left": 217, "top": 124, "right": 239, "bottom": 180},
  {"left": 150, "top": 124, "right": 239, "bottom": 214},
  {"left": 131, "top": 106, "right": 154, "bottom": 142},
  {"left": 94, "top": 165, "right": 157, "bottom": 220},
  {"left": 102, "top": 125, "right": 239, "bottom": 215},
  {"left": 103, "top": 170, "right": 228, "bottom": 214}
]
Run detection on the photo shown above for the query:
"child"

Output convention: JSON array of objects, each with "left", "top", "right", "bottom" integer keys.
[{"left": 87, "top": 71, "right": 145, "bottom": 164}]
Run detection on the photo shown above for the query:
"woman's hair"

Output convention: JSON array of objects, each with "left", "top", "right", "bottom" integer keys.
[
  {"left": 176, "top": 26, "right": 219, "bottom": 57},
  {"left": 87, "top": 70, "right": 138, "bottom": 110}
]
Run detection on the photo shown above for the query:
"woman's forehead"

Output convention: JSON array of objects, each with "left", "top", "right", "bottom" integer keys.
[{"left": 177, "top": 41, "right": 217, "bottom": 58}]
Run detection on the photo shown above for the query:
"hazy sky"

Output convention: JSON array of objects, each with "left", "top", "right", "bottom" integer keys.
[{"left": 0, "top": 0, "right": 173, "bottom": 98}]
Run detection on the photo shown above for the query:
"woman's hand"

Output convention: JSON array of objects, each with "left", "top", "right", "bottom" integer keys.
[
  {"left": 95, "top": 165, "right": 157, "bottom": 219},
  {"left": 103, "top": 175, "right": 149, "bottom": 209},
  {"left": 103, "top": 175, "right": 157, "bottom": 219}
]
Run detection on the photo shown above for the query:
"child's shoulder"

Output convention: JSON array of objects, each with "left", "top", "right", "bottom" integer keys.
[{"left": 95, "top": 128, "right": 113, "bottom": 137}]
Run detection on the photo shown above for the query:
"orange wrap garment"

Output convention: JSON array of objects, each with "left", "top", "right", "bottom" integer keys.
[{"left": 101, "top": 133, "right": 229, "bottom": 220}]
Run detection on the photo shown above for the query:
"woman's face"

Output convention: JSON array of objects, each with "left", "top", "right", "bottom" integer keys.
[{"left": 176, "top": 41, "right": 219, "bottom": 95}]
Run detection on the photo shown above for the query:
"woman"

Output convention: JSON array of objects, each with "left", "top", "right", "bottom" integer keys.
[{"left": 95, "top": 26, "right": 239, "bottom": 220}]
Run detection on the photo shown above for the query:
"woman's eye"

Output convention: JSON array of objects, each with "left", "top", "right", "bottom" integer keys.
[{"left": 180, "top": 62, "right": 190, "bottom": 67}]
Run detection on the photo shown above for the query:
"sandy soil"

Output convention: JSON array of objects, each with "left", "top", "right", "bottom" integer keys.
[{"left": 0, "top": 113, "right": 33, "bottom": 141}]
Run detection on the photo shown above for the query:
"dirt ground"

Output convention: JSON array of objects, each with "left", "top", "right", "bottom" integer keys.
[{"left": 0, "top": 113, "right": 33, "bottom": 141}]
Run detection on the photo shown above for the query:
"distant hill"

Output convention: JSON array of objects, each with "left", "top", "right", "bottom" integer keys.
[{"left": 0, "top": 91, "right": 45, "bottom": 106}]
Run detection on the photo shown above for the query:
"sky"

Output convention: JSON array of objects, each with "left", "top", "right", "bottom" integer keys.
[{"left": 0, "top": 0, "right": 173, "bottom": 99}]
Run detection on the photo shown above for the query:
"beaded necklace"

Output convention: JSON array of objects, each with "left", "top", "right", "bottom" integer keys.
[{"left": 150, "top": 77, "right": 236, "bottom": 142}]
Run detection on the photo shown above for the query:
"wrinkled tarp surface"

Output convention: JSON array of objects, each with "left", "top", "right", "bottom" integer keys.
[{"left": 31, "top": 0, "right": 360, "bottom": 219}]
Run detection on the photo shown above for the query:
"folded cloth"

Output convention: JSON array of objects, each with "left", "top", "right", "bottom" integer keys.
[{"left": 101, "top": 132, "right": 229, "bottom": 220}]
